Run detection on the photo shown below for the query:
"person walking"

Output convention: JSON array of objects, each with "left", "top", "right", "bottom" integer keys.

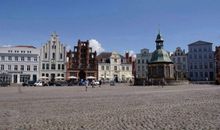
[
  {"left": 85, "top": 80, "right": 88, "bottom": 91},
  {"left": 99, "top": 80, "right": 102, "bottom": 87}
]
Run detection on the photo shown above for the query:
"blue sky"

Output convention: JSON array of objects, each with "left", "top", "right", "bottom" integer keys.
[{"left": 0, "top": 0, "right": 220, "bottom": 54}]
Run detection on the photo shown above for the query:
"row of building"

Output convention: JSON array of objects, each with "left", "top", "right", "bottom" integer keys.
[
  {"left": 0, "top": 32, "right": 133, "bottom": 84},
  {"left": 0, "top": 32, "right": 220, "bottom": 84},
  {"left": 136, "top": 39, "right": 218, "bottom": 83}
]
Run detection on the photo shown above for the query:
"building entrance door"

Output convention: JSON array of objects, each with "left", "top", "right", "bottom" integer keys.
[
  {"left": 79, "top": 70, "right": 86, "bottom": 80},
  {"left": 14, "top": 75, "right": 17, "bottom": 83}
]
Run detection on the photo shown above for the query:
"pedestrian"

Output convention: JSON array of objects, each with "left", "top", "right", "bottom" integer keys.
[
  {"left": 99, "top": 80, "right": 102, "bottom": 87},
  {"left": 91, "top": 80, "right": 95, "bottom": 88},
  {"left": 85, "top": 80, "right": 88, "bottom": 91}
]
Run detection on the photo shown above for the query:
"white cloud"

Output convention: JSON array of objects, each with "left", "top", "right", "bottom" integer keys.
[
  {"left": 66, "top": 45, "right": 71, "bottom": 51},
  {"left": 89, "top": 39, "right": 105, "bottom": 54},
  {"left": 128, "top": 50, "right": 136, "bottom": 58},
  {"left": 1, "top": 44, "right": 13, "bottom": 47}
]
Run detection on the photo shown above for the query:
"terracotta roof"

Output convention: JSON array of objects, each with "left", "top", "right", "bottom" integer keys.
[{"left": 15, "top": 45, "right": 36, "bottom": 48}]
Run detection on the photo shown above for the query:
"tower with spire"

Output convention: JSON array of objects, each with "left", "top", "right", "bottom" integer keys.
[{"left": 148, "top": 31, "right": 175, "bottom": 85}]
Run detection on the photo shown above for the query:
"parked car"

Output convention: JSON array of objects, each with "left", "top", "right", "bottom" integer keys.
[
  {"left": 34, "top": 80, "right": 44, "bottom": 86},
  {"left": 0, "top": 79, "right": 10, "bottom": 87},
  {"left": 22, "top": 80, "right": 36, "bottom": 86}
]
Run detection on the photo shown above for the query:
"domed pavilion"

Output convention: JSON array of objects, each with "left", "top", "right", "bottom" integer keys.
[{"left": 148, "top": 32, "right": 175, "bottom": 85}]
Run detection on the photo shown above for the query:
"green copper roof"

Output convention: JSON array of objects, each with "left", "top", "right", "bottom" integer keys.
[
  {"left": 150, "top": 32, "right": 173, "bottom": 63},
  {"left": 150, "top": 48, "right": 172, "bottom": 63}
]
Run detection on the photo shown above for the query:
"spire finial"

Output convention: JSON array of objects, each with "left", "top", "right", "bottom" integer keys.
[{"left": 158, "top": 24, "right": 161, "bottom": 34}]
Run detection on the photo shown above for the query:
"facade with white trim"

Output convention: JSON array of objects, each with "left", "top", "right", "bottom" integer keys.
[
  {"left": 97, "top": 52, "right": 132, "bottom": 82},
  {"left": 0, "top": 46, "right": 40, "bottom": 84}
]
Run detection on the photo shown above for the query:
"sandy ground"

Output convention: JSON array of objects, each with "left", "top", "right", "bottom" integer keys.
[{"left": 0, "top": 84, "right": 220, "bottom": 130}]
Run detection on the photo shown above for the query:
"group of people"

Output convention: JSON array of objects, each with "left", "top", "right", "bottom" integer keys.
[{"left": 84, "top": 79, "right": 102, "bottom": 91}]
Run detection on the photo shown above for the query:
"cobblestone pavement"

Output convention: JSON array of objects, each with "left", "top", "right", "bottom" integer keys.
[{"left": 0, "top": 84, "right": 220, "bottom": 130}]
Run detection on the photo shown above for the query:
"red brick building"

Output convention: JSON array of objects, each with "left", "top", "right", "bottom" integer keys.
[
  {"left": 215, "top": 46, "right": 220, "bottom": 84},
  {"left": 66, "top": 40, "right": 98, "bottom": 80}
]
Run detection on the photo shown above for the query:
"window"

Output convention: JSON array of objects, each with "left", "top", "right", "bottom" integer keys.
[
  {"left": 34, "top": 57, "right": 37, "bottom": 61},
  {"left": 204, "top": 63, "right": 208, "bottom": 69},
  {"left": 14, "top": 65, "right": 18, "bottom": 71},
  {"left": 122, "top": 66, "right": 125, "bottom": 71},
  {"left": 177, "top": 65, "right": 181, "bottom": 70},
  {"left": 204, "top": 54, "right": 207, "bottom": 59},
  {"left": 51, "top": 64, "right": 56, "bottom": 70},
  {"left": 194, "top": 64, "right": 197, "bottom": 69},
  {"left": 195, "top": 72, "right": 198, "bottom": 77},
  {"left": 58, "top": 64, "right": 61, "bottom": 70},
  {"left": 8, "top": 65, "right": 11, "bottom": 70},
  {"left": 45, "top": 53, "right": 47, "bottom": 59},
  {"left": 190, "top": 64, "right": 193, "bottom": 69},
  {"left": 194, "top": 54, "right": 197, "bottom": 59},
  {"left": 138, "top": 66, "right": 140, "bottom": 71},
  {"left": 1, "top": 56, "right": 5, "bottom": 61},
  {"left": 173, "top": 58, "right": 176, "bottom": 63},
  {"left": 126, "top": 66, "right": 129, "bottom": 71},
  {"left": 52, "top": 53, "right": 55, "bottom": 59},
  {"left": 142, "top": 59, "right": 144, "bottom": 64},
  {"left": 42, "top": 64, "right": 45, "bottom": 70},
  {"left": 205, "top": 72, "right": 208, "bottom": 77},
  {"left": 8, "top": 56, "right": 12, "bottom": 61},
  {"left": 101, "top": 66, "right": 104, "bottom": 70},
  {"left": 200, "top": 72, "right": 203, "bottom": 77},
  {"left": 142, "top": 66, "right": 145, "bottom": 70},
  {"left": 62, "top": 64, "right": 64, "bottom": 70},
  {"left": 209, "top": 53, "right": 212, "bottom": 59},
  {"left": 52, "top": 44, "right": 56, "bottom": 49},
  {"left": 27, "top": 57, "right": 31, "bottom": 61},
  {"left": 177, "top": 57, "right": 181, "bottom": 63},
  {"left": 114, "top": 59, "right": 117, "bottom": 63},
  {"left": 21, "top": 57, "right": 25, "bottom": 61},
  {"left": 20, "top": 65, "right": 24, "bottom": 71},
  {"left": 1, "top": 65, "right": 4, "bottom": 70},
  {"left": 200, "top": 64, "right": 203, "bottom": 69},
  {"left": 46, "top": 64, "right": 49, "bottom": 70},
  {"left": 190, "top": 72, "right": 193, "bottom": 77},
  {"left": 15, "top": 56, "right": 18, "bottom": 61},
  {"left": 209, "top": 62, "right": 213, "bottom": 69},
  {"left": 183, "top": 57, "right": 186, "bottom": 62},
  {"left": 34, "top": 66, "right": 37, "bottom": 71},
  {"left": 138, "top": 59, "right": 140, "bottom": 64},
  {"left": 60, "top": 53, "right": 62, "bottom": 59},
  {"left": 106, "top": 66, "right": 109, "bottom": 70},
  {"left": 114, "top": 66, "right": 117, "bottom": 71},
  {"left": 27, "top": 65, "right": 30, "bottom": 71}
]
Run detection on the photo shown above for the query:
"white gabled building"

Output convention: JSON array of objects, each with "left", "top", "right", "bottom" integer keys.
[
  {"left": 135, "top": 48, "right": 152, "bottom": 79},
  {"left": 97, "top": 52, "right": 133, "bottom": 82},
  {"left": 39, "top": 32, "right": 66, "bottom": 81},
  {"left": 171, "top": 47, "right": 188, "bottom": 80},
  {"left": 0, "top": 46, "right": 40, "bottom": 84}
]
